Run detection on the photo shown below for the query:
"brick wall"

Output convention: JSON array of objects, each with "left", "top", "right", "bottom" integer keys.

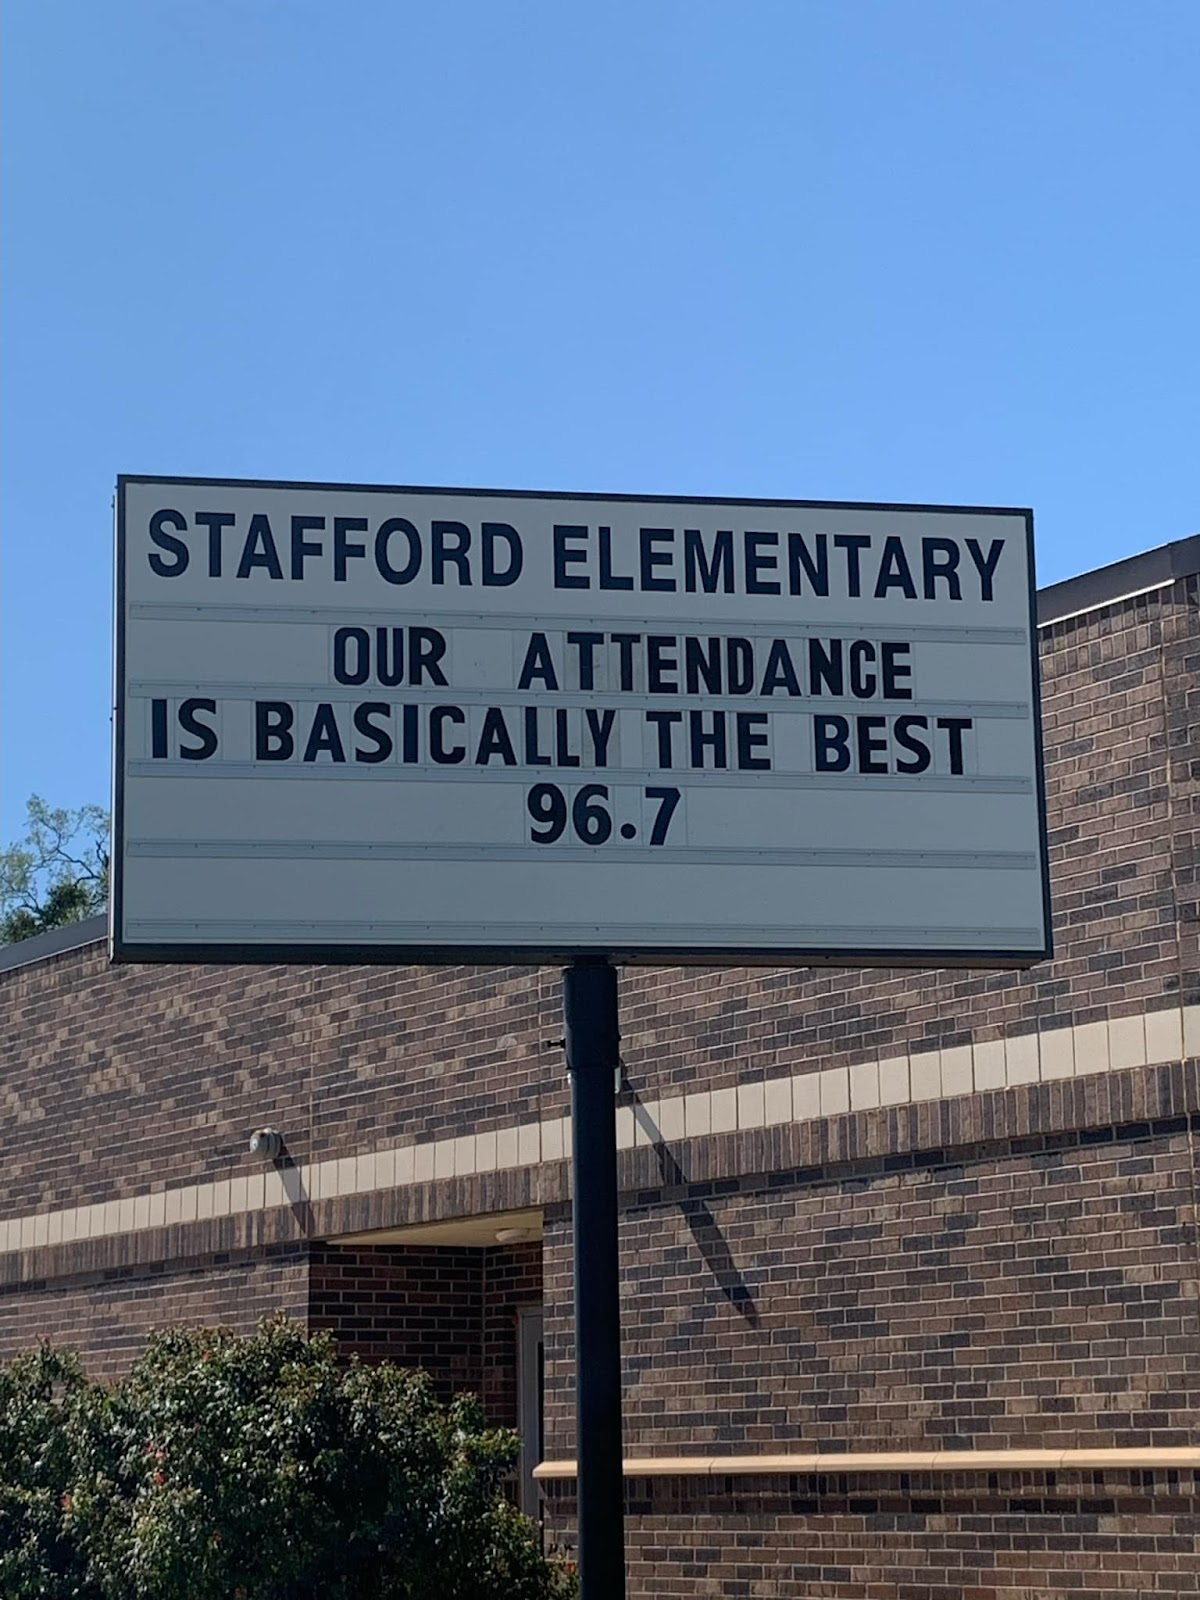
[
  {"left": 0, "top": 1231, "right": 546, "bottom": 1426},
  {"left": 0, "top": 951, "right": 565, "bottom": 1219},
  {"left": 482, "top": 1241, "right": 543, "bottom": 1425},
  {"left": 0, "top": 1244, "right": 308, "bottom": 1381},
  {"left": 538, "top": 1072, "right": 1200, "bottom": 1588},
  {"left": 544, "top": 1472, "right": 1200, "bottom": 1599},
  {"left": 309, "top": 1243, "right": 484, "bottom": 1397},
  {"left": 307, "top": 1240, "right": 542, "bottom": 1425},
  {"left": 543, "top": 1094, "right": 1200, "bottom": 1464}
]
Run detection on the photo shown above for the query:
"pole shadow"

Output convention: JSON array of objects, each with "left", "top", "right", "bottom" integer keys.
[
  {"left": 276, "top": 1150, "right": 313, "bottom": 1237},
  {"left": 628, "top": 1097, "right": 760, "bottom": 1327}
]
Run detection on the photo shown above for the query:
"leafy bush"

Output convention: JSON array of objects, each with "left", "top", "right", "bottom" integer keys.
[
  {"left": 0, "top": 1345, "right": 94, "bottom": 1598},
  {"left": 0, "top": 1318, "right": 575, "bottom": 1600}
]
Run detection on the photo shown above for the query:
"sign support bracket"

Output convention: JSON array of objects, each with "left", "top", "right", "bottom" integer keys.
[{"left": 562, "top": 957, "right": 626, "bottom": 1600}]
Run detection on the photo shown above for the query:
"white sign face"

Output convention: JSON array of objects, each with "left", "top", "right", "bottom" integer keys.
[{"left": 113, "top": 477, "right": 1050, "bottom": 967}]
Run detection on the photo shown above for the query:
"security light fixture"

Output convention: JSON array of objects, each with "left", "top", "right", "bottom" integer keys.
[{"left": 248, "top": 1128, "right": 283, "bottom": 1160}]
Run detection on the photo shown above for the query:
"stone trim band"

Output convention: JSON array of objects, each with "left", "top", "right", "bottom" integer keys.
[{"left": 3, "top": 1002, "right": 1197, "bottom": 1257}]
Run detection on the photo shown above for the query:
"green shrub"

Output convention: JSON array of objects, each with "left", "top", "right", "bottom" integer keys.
[
  {"left": 0, "top": 1318, "right": 576, "bottom": 1600},
  {"left": 0, "top": 1345, "right": 96, "bottom": 1598}
]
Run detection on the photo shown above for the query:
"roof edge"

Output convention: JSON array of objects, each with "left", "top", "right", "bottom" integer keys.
[
  {"left": 1038, "top": 533, "right": 1200, "bottom": 627},
  {"left": 0, "top": 914, "right": 108, "bottom": 974}
]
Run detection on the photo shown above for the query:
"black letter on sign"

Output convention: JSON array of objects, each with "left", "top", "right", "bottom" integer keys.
[
  {"left": 937, "top": 716, "right": 972, "bottom": 774},
  {"left": 353, "top": 703, "right": 393, "bottom": 764},
  {"left": 237, "top": 514, "right": 284, "bottom": 580},
  {"left": 518, "top": 633, "right": 559, "bottom": 691},
  {"left": 333, "top": 517, "right": 368, "bottom": 581},
  {"left": 646, "top": 710, "right": 683, "bottom": 768},
  {"left": 151, "top": 699, "right": 168, "bottom": 758},
  {"left": 725, "top": 638, "right": 754, "bottom": 694},
  {"left": 598, "top": 526, "right": 634, "bottom": 590},
  {"left": 833, "top": 534, "right": 870, "bottom": 597},
  {"left": 744, "top": 531, "right": 781, "bottom": 595},
  {"left": 856, "top": 715, "right": 889, "bottom": 773},
  {"left": 333, "top": 627, "right": 370, "bottom": 686},
  {"left": 410, "top": 627, "right": 448, "bottom": 686},
  {"left": 178, "top": 698, "right": 218, "bottom": 760},
  {"left": 195, "top": 511, "right": 235, "bottom": 577},
  {"left": 482, "top": 522, "right": 523, "bottom": 586},
  {"left": 760, "top": 640, "right": 801, "bottom": 697},
  {"left": 688, "top": 710, "right": 727, "bottom": 769},
  {"left": 814, "top": 715, "right": 851, "bottom": 772},
  {"left": 965, "top": 538, "right": 1004, "bottom": 602},
  {"left": 291, "top": 515, "right": 325, "bottom": 580},
  {"left": 922, "top": 538, "right": 961, "bottom": 600},
  {"left": 894, "top": 715, "right": 930, "bottom": 773},
  {"left": 640, "top": 528, "right": 676, "bottom": 592},
  {"left": 567, "top": 631, "right": 603, "bottom": 690},
  {"left": 476, "top": 708, "right": 518, "bottom": 766},
  {"left": 303, "top": 704, "right": 347, "bottom": 763},
  {"left": 148, "top": 509, "right": 189, "bottom": 576},
  {"left": 848, "top": 640, "right": 877, "bottom": 699},
  {"left": 375, "top": 518, "right": 421, "bottom": 584},
  {"left": 684, "top": 528, "right": 734, "bottom": 594},
  {"left": 375, "top": 629, "right": 405, "bottom": 686},
  {"left": 880, "top": 642, "right": 913, "bottom": 700},
  {"left": 432, "top": 521, "right": 472, "bottom": 585},
  {"left": 647, "top": 636, "right": 678, "bottom": 694},
  {"left": 430, "top": 706, "right": 466, "bottom": 764},
  {"left": 787, "top": 533, "right": 828, "bottom": 596},
  {"left": 736, "top": 712, "right": 771, "bottom": 770},
  {"left": 808, "top": 638, "right": 843, "bottom": 698},
  {"left": 553, "top": 525, "right": 589, "bottom": 589},
  {"left": 873, "top": 537, "right": 917, "bottom": 599},
  {"left": 256, "top": 702, "right": 294, "bottom": 760}
]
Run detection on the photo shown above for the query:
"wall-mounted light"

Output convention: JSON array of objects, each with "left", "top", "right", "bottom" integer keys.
[
  {"left": 495, "top": 1226, "right": 532, "bottom": 1244},
  {"left": 248, "top": 1128, "right": 283, "bottom": 1160}
]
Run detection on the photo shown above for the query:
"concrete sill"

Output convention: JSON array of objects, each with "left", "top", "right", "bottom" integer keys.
[{"left": 533, "top": 1447, "right": 1200, "bottom": 1480}]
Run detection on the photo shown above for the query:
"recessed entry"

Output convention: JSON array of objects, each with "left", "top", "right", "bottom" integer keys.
[{"left": 328, "top": 1207, "right": 544, "bottom": 1248}]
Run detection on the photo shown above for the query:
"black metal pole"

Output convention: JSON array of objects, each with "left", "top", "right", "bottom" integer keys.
[{"left": 563, "top": 958, "right": 625, "bottom": 1600}]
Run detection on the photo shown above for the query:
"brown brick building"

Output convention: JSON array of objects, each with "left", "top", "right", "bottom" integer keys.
[{"left": 2, "top": 535, "right": 1198, "bottom": 1597}]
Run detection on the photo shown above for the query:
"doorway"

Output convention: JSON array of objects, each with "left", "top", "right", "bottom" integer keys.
[{"left": 516, "top": 1305, "right": 544, "bottom": 1517}]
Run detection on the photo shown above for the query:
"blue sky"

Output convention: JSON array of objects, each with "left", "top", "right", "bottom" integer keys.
[{"left": 2, "top": 0, "right": 1196, "bottom": 837}]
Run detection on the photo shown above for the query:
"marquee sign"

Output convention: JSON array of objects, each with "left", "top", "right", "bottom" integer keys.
[{"left": 112, "top": 477, "right": 1050, "bottom": 966}]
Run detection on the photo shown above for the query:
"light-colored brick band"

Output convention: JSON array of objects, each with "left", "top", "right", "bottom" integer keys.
[
  {"left": 2, "top": 1003, "right": 1196, "bottom": 1256},
  {"left": 534, "top": 1446, "right": 1200, "bottom": 1479}
]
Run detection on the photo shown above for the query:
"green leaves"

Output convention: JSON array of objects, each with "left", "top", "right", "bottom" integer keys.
[
  {"left": 0, "top": 1318, "right": 576, "bottom": 1600},
  {"left": 0, "top": 794, "right": 110, "bottom": 944},
  {"left": 0, "top": 1346, "right": 96, "bottom": 1598}
]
